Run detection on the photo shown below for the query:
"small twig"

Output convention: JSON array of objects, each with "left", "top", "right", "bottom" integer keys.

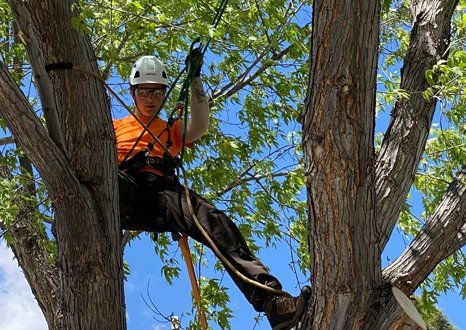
[
  {"left": 288, "top": 233, "right": 303, "bottom": 289},
  {"left": 101, "top": 28, "right": 132, "bottom": 80},
  {"left": 0, "top": 136, "right": 15, "bottom": 146},
  {"left": 215, "top": 144, "right": 298, "bottom": 197},
  {"left": 253, "top": 0, "right": 275, "bottom": 54},
  {"left": 140, "top": 280, "right": 185, "bottom": 328},
  {"left": 426, "top": 143, "right": 466, "bottom": 157}
]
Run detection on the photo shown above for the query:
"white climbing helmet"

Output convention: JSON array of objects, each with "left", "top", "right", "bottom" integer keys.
[{"left": 129, "top": 56, "right": 169, "bottom": 86}]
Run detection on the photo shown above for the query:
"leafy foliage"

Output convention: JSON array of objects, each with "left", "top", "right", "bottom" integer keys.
[
  {"left": 196, "top": 278, "right": 232, "bottom": 330},
  {"left": 0, "top": 149, "right": 55, "bottom": 259},
  {"left": 67, "top": 2, "right": 311, "bottom": 326},
  {"left": 415, "top": 296, "right": 459, "bottom": 330}
]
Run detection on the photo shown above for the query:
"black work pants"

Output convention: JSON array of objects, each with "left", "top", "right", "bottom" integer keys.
[{"left": 118, "top": 171, "right": 282, "bottom": 311}]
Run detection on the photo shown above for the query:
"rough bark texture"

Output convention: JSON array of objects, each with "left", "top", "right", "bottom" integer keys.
[
  {"left": 369, "top": 168, "right": 466, "bottom": 328},
  {"left": 0, "top": 0, "right": 124, "bottom": 329},
  {"left": 3, "top": 218, "right": 64, "bottom": 328},
  {"left": 301, "top": 1, "right": 381, "bottom": 328},
  {"left": 0, "top": 156, "right": 63, "bottom": 328},
  {"left": 376, "top": 0, "right": 459, "bottom": 251},
  {"left": 0, "top": 0, "right": 463, "bottom": 328},
  {"left": 301, "top": 0, "right": 461, "bottom": 328},
  {"left": 383, "top": 167, "right": 466, "bottom": 293},
  {"left": 7, "top": 0, "right": 65, "bottom": 150}
]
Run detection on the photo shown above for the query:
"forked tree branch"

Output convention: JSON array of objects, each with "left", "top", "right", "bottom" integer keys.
[
  {"left": 212, "top": 44, "right": 294, "bottom": 100},
  {"left": 4, "top": 0, "right": 124, "bottom": 327},
  {"left": 0, "top": 61, "right": 75, "bottom": 191},
  {"left": 376, "top": 0, "right": 459, "bottom": 252},
  {"left": 7, "top": 0, "right": 66, "bottom": 151}
]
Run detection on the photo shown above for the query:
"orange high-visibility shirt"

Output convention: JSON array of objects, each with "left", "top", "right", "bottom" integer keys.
[{"left": 113, "top": 114, "right": 184, "bottom": 165}]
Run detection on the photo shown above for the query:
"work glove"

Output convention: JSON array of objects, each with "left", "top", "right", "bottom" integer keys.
[{"left": 185, "top": 48, "right": 203, "bottom": 77}]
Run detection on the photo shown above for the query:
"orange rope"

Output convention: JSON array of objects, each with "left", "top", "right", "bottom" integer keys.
[{"left": 178, "top": 235, "right": 208, "bottom": 330}]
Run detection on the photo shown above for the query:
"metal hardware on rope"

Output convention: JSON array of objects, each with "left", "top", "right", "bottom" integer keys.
[{"left": 70, "top": 49, "right": 289, "bottom": 299}]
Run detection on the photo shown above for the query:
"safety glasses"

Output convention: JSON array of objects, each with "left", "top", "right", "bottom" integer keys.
[{"left": 136, "top": 88, "right": 166, "bottom": 98}]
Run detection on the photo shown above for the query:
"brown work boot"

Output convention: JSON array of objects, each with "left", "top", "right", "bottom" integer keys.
[{"left": 263, "top": 286, "right": 311, "bottom": 330}]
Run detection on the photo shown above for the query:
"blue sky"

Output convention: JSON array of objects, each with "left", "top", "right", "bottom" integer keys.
[{"left": 0, "top": 98, "right": 465, "bottom": 329}]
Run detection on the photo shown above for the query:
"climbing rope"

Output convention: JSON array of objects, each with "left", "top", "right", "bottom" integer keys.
[
  {"left": 70, "top": 63, "right": 289, "bottom": 293},
  {"left": 122, "top": 0, "right": 230, "bottom": 165},
  {"left": 66, "top": 63, "right": 287, "bottom": 330}
]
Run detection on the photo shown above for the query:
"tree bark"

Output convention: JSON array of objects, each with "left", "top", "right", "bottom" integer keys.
[
  {"left": 3, "top": 217, "right": 64, "bottom": 328},
  {"left": 302, "top": 0, "right": 461, "bottom": 328},
  {"left": 1, "top": 0, "right": 125, "bottom": 328},
  {"left": 7, "top": 0, "right": 65, "bottom": 150},
  {"left": 301, "top": 0, "right": 381, "bottom": 328},
  {"left": 376, "top": 0, "right": 459, "bottom": 252},
  {"left": 0, "top": 155, "right": 63, "bottom": 329},
  {"left": 383, "top": 167, "right": 466, "bottom": 293}
]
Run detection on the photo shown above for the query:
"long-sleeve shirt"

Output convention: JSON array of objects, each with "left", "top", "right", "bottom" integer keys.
[{"left": 113, "top": 77, "right": 210, "bottom": 167}]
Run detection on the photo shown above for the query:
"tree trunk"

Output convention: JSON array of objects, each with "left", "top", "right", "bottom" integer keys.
[
  {"left": 301, "top": 0, "right": 461, "bottom": 328},
  {"left": 1, "top": 0, "right": 125, "bottom": 328},
  {"left": 301, "top": 0, "right": 381, "bottom": 328}
]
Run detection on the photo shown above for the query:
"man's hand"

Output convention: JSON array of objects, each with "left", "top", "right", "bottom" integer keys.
[{"left": 185, "top": 48, "right": 203, "bottom": 77}]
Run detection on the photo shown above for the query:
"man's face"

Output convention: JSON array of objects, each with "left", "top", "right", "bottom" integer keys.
[{"left": 133, "top": 83, "right": 166, "bottom": 118}]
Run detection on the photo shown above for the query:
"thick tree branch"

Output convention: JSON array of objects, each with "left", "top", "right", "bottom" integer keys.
[
  {"left": 2, "top": 0, "right": 124, "bottom": 326},
  {"left": 383, "top": 167, "right": 466, "bottom": 293},
  {"left": 0, "top": 135, "right": 14, "bottom": 146},
  {"left": 2, "top": 214, "right": 63, "bottom": 328},
  {"left": 376, "top": 0, "right": 459, "bottom": 251},
  {"left": 9, "top": 0, "right": 116, "bottom": 184},
  {"left": 2, "top": 218, "right": 63, "bottom": 326},
  {"left": 7, "top": 0, "right": 66, "bottom": 151},
  {"left": 0, "top": 61, "right": 77, "bottom": 192},
  {"left": 0, "top": 154, "right": 63, "bottom": 328}
]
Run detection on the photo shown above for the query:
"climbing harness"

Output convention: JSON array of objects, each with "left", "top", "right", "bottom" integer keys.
[{"left": 48, "top": 60, "right": 288, "bottom": 330}]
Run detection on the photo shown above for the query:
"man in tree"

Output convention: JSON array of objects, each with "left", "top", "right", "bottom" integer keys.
[{"left": 114, "top": 54, "right": 311, "bottom": 330}]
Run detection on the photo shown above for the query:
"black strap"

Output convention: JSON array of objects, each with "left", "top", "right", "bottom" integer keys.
[{"left": 45, "top": 62, "right": 74, "bottom": 72}]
